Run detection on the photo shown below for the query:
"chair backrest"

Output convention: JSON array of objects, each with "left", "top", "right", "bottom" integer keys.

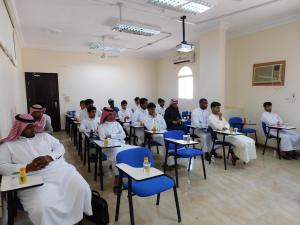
[
  {"left": 163, "top": 130, "right": 185, "bottom": 149},
  {"left": 67, "top": 110, "right": 76, "bottom": 117},
  {"left": 116, "top": 147, "right": 154, "bottom": 168},
  {"left": 182, "top": 111, "right": 191, "bottom": 119},
  {"left": 262, "top": 122, "right": 268, "bottom": 136},
  {"left": 228, "top": 117, "right": 243, "bottom": 131}
]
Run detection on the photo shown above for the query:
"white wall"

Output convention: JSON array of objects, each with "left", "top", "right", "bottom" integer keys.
[
  {"left": 22, "top": 49, "right": 158, "bottom": 126},
  {"left": 226, "top": 20, "right": 300, "bottom": 143},
  {"left": 0, "top": 4, "right": 26, "bottom": 138}
]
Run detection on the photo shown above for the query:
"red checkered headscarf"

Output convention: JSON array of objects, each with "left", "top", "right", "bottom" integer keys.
[
  {"left": 100, "top": 107, "right": 116, "bottom": 124},
  {"left": 30, "top": 104, "right": 46, "bottom": 133}
]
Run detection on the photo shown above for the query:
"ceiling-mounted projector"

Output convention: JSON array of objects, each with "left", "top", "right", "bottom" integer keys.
[{"left": 176, "top": 16, "right": 194, "bottom": 52}]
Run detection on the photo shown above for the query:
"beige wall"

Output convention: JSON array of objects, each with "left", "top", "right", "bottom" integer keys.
[
  {"left": 0, "top": 41, "right": 26, "bottom": 138},
  {"left": 227, "top": 20, "right": 300, "bottom": 143},
  {"left": 22, "top": 49, "right": 158, "bottom": 126}
]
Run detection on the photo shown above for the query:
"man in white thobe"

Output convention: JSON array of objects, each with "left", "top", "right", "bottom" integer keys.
[
  {"left": 132, "top": 98, "right": 148, "bottom": 145},
  {"left": 0, "top": 114, "right": 92, "bottom": 225},
  {"left": 118, "top": 100, "right": 133, "bottom": 134},
  {"left": 208, "top": 102, "right": 257, "bottom": 165},
  {"left": 156, "top": 98, "right": 166, "bottom": 116},
  {"left": 30, "top": 104, "right": 53, "bottom": 134},
  {"left": 79, "top": 106, "right": 99, "bottom": 133},
  {"left": 191, "top": 98, "right": 213, "bottom": 160},
  {"left": 75, "top": 100, "right": 86, "bottom": 121},
  {"left": 131, "top": 97, "right": 140, "bottom": 113},
  {"left": 98, "top": 108, "right": 137, "bottom": 192},
  {"left": 81, "top": 98, "right": 102, "bottom": 121},
  {"left": 261, "top": 102, "right": 300, "bottom": 159}
]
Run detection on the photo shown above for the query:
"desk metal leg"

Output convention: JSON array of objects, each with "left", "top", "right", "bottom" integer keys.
[
  {"left": 276, "top": 130, "right": 281, "bottom": 160},
  {"left": 174, "top": 144, "right": 179, "bottom": 187},
  {"left": 129, "top": 127, "right": 132, "bottom": 145},
  {"left": 222, "top": 135, "right": 227, "bottom": 170},
  {"left": 99, "top": 147, "right": 104, "bottom": 191},
  {"left": 94, "top": 147, "right": 98, "bottom": 181},
  {"left": 7, "top": 192, "right": 14, "bottom": 225}
]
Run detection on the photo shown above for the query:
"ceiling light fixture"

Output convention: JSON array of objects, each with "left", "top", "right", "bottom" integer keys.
[
  {"left": 112, "top": 2, "right": 161, "bottom": 37},
  {"left": 150, "top": 0, "right": 214, "bottom": 15}
]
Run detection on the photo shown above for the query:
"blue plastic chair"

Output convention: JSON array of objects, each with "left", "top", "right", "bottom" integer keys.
[
  {"left": 183, "top": 119, "right": 192, "bottom": 135},
  {"left": 262, "top": 122, "right": 281, "bottom": 158},
  {"left": 115, "top": 148, "right": 181, "bottom": 225},
  {"left": 163, "top": 130, "right": 206, "bottom": 187},
  {"left": 229, "top": 117, "right": 258, "bottom": 143},
  {"left": 182, "top": 111, "right": 191, "bottom": 119}
]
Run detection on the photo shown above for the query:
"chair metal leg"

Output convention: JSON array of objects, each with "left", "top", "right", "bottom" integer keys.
[
  {"left": 163, "top": 145, "right": 169, "bottom": 173},
  {"left": 227, "top": 149, "right": 230, "bottom": 159},
  {"left": 173, "top": 186, "right": 181, "bottom": 223},
  {"left": 222, "top": 135, "right": 227, "bottom": 170},
  {"left": 115, "top": 176, "right": 123, "bottom": 222},
  {"left": 188, "top": 158, "right": 192, "bottom": 172},
  {"left": 127, "top": 178, "right": 135, "bottom": 225},
  {"left": 156, "top": 193, "right": 160, "bottom": 205},
  {"left": 263, "top": 137, "right": 268, "bottom": 155},
  {"left": 87, "top": 147, "right": 91, "bottom": 173},
  {"left": 156, "top": 146, "right": 159, "bottom": 155},
  {"left": 254, "top": 132, "right": 258, "bottom": 145},
  {"left": 200, "top": 154, "right": 207, "bottom": 179},
  {"left": 174, "top": 146, "right": 179, "bottom": 187}
]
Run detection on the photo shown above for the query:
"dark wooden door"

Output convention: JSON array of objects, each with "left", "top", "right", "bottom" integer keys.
[{"left": 25, "top": 72, "right": 61, "bottom": 132}]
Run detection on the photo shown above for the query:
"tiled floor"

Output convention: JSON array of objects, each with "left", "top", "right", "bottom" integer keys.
[{"left": 2, "top": 132, "right": 300, "bottom": 225}]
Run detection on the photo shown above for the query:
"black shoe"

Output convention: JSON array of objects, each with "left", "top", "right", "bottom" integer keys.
[
  {"left": 205, "top": 152, "right": 210, "bottom": 161},
  {"left": 214, "top": 152, "right": 223, "bottom": 159},
  {"left": 282, "top": 155, "right": 292, "bottom": 160}
]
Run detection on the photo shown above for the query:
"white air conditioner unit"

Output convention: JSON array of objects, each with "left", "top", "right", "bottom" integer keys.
[{"left": 172, "top": 52, "right": 195, "bottom": 65}]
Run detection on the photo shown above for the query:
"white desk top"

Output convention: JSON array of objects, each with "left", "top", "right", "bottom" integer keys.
[
  {"left": 164, "top": 138, "right": 199, "bottom": 145},
  {"left": 1, "top": 175, "right": 43, "bottom": 192},
  {"left": 267, "top": 125, "right": 296, "bottom": 130},
  {"left": 130, "top": 125, "right": 144, "bottom": 128},
  {"left": 116, "top": 163, "right": 164, "bottom": 181},
  {"left": 94, "top": 140, "right": 122, "bottom": 149},
  {"left": 145, "top": 130, "right": 166, "bottom": 134},
  {"left": 214, "top": 130, "right": 243, "bottom": 135}
]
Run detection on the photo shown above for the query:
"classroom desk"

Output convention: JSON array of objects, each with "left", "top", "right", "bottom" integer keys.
[
  {"left": 213, "top": 130, "right": 243, "bottom": 170},
  {"left": 94, "top": 140, "right": 122, "bottom": 191},
  {"left": 164, "top": 138, "right": 199, "bottom": 187},
  {"left": 1, "top": 175, "right": 43, "bottom": 225},
  {"left": 143, "top": 130, "right": 166, "bottom": 148},
  {"left": 186, "top": 125, "right": 208, "bottom": 140},
  {"left": 266, "top": 125, "right": 296, "bottom": 159}
]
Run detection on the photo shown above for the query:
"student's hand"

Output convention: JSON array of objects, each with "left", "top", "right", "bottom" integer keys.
[
  {"left": 222, "top": 127, "right": 228, "bottom": 131},
  {"left": 218, "top": 112, "right": 223, "bottom": 120},
  {"left": 125, "top": 116, "right": 129, "bottom": 120},
  {"left": 26, "top": 156, "right": 53, "bottom": 172}
]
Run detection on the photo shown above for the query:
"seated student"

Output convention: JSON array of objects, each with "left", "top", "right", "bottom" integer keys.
[
  {"left": 191, "top": 98, "right": 214, "bottom": 160},
  {"left": 30, "top": 104, "right": 53, "bottom": 134},
  {"left": 164, "top": 99, "right": 183, "bottom": 130},
  {"left": 108, "top": 98, "right": 119, "bottom": 113},
  {"left": 132, "top": 97, "right": 140, "bottom": 113},
  {"left": 261, "top": 102, "right": 300, "bottom": 159},
  {"left": 75, "top": 100, "right": 86, "bottom": 121},
  {"left": 98, "top": 108, "right": 135, "bottom": 192},
  {"left": 0, "top": 114, "right": 92, "bottom": 225},
  {"left": 79, "top": 106, "right": 99, "bottom": 133},
  {"left": 118, "top": 100, "right": 132, "bottom": 133},
  {"left": 82, "top": 98, "right": 102, "bottom": 120},
  {"left": 156, "top": 98, "right": 166, "bottom": 116},
  {"left": 208, "top": 102, "right": 257, "bottom": 165},
  {"left": 132, "top": 98, "right": 148, "bottom": 145}
]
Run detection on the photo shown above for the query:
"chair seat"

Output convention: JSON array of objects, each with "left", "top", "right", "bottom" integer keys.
[
  {"left": 242, "top": 128, "right": 256, "bottom": 134},
  {"left": 124, "top": 175, "right": 174, "bottom": 197},
  {"left": 169, "top": 148, "right": 203, "bottom": 158}
]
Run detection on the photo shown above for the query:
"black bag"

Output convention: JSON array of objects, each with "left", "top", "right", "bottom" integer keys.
[{"left": 85, "top": 190, "right": 109, "bottom": 225}]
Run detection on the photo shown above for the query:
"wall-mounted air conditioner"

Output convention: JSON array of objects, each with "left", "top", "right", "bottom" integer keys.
[{"left": 172, "top": 52, "right": 195, "bottom": 65}]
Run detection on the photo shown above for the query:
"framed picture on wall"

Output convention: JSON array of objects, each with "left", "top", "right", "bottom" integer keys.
[{"left": 252, "top": 60, "right": 286, "bottom": 86}]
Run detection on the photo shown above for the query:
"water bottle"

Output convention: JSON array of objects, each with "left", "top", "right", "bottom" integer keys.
[
  {"left": 211, "top": 155, "right": 215, "bottom": 164},
  {"left": 143, "top": 157, "right": 151, "bottom": 173}
]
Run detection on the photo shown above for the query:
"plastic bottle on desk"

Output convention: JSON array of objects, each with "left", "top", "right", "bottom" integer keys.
[
  {"left": 19, "top": 167, "right": 27, "bottom": 185},
  {"left": 143, "top": 157, "right": 151, "bottom": 173}
]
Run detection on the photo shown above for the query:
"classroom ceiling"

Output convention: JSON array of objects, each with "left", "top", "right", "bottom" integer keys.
[{"left": 10, "top": 0, "right": 300, "bottom": 57}]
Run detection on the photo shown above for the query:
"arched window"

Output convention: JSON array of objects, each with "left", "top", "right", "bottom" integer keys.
[{"left": 178, "top": 66, "right": 193, "bottom": 99}]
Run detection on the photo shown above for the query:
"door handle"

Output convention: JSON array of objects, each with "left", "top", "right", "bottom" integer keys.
[{"left": 54, "top": 101, "right": 58, "bottom": 109}]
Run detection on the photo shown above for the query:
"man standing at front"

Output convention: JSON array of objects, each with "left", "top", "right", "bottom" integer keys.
[
  {"left": 0, "top": 114, "right": 92, "bottom": 225},
  {"left": 132, "top": 98, "right": 148, "bottom": 145}
]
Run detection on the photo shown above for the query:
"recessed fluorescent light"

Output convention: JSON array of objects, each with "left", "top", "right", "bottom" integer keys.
[
  {"left": 151, "top": 0, "right": 187, "bottom": 7},
  {"left": 181, "top": 1, "right": 212, "bottom": 14},
  {"left": 150, "top": 0, "right": 214, "bottom": 15},
  {"left": 112, "top": 22, "right": 161, "bottom": 37}
]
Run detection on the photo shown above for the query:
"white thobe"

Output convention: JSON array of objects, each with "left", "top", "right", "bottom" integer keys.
[
  {"left": 42, "top": 114, "right": 53, "bottom": 135},
  {"left": 208, "top": 114, "right": 257, "bottom": 163},
  {"left": 261, "top": 111, "right": 300, "bottom": 151},
  {"left": 132, "top": 108, "right": 148, "bottom": 144},
  {"left": 76, "top": 108, "right": 86, "bottom": 121},
  {"left": 98, "top": 121, "right": 136, "bottom": 174},
  {"left": 156, "top": 105, "right": 165, "bottom": 117},
  {"left": 191, "top": 108, "right": 212, "bottom": 152},
  {"left": 0, "top": 133, "right": 92, "bottom": 225},
  {"left": 80, "top": 108, "right": 102, "bottom": 121},
  {"left": 79, "top": 117, "right": 100, "bottom": 133},
  {"left": 118, "top": 108, "right": 133, "bottom": 133}
]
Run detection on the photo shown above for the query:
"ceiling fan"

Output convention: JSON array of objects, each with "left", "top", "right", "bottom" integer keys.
[{"left": 88, "top": 35, "right": 124, "bottom": 59}]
